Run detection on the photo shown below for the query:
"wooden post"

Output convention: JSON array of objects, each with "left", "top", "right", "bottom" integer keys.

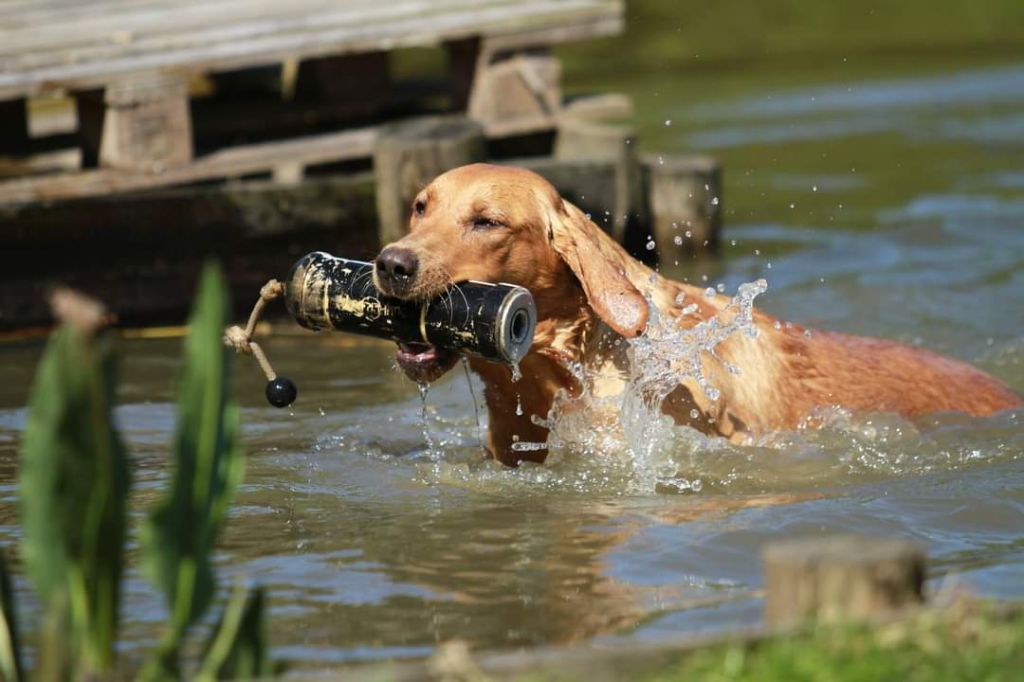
[
  {"left": 763, "top": 535, "right": 926, "bottom": 629},
  {"left": 0, "top": 98, "right": 30, "bottom": 154},
  {"left": 554, "top": 117, "right": 644, "bottom": 244},
  {"left": 465, "top": 41, "right": 562, "bottom": 137},
  {"left": 372, "top": 115, "right": 485, "bottom": 245},
  {"left": 98, "top": 73, "right": 193, "bottom": 172},
  {"left": 646, "top": 155, "right": 722, "bottom": 259}
]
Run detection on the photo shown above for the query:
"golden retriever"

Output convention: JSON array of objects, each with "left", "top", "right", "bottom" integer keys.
[{"left": 372, "top": 164, "right": 1021, "bottom": 466}]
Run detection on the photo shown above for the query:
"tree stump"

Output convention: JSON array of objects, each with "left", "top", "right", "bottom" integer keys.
[
  {"left": 372, "top": 115, "right": 485, "bottom": 245},
  {"left": 763, "top": 534, "right": 926, "bottom": 628},
  {"left": 554, "top": 117, "right": 643, "bottom": 245},
  {"left": 646, "top": 155, "right": 722, "bottom": 260}
]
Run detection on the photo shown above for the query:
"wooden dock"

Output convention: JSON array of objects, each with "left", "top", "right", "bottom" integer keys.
[
  {"left": 0, "top": 0, "right": 726, "bottom": 330},
  {"left": 0, "top": 0, "right": 623, "bottom": 204}
]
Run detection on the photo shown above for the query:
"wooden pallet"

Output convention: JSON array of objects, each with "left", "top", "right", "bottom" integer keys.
[{"left": 0, "top": 0, "right": 623, "bottom": 205}]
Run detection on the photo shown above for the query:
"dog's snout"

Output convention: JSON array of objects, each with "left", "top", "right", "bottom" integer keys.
[{"left": 375, "top": 247, "right": 419, "bottom": 292}]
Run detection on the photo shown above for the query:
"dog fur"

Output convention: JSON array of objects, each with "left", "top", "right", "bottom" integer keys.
[{"left": 373, "top": 164, "right": 1021, "bottom": 466}]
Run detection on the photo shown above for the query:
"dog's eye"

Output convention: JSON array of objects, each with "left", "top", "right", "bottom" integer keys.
[
  {"left": 471, "top": 216, "right": 502, "bottom": 230},
  {"left": 413, "top": 198, "right": 427, "bottom": 216}
]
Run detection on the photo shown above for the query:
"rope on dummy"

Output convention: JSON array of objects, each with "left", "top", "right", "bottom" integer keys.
[{"left": 223, "top": 280, "right": 297, "bottom": 407}]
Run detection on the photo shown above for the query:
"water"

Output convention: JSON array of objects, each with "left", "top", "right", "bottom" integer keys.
[{"left": 2, "top": 55, "right": 1024, "bottom": 672}]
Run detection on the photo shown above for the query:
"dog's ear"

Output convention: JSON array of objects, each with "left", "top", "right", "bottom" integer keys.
[{"left": 547, "top": 199, "right": 649, "bottom": 338}]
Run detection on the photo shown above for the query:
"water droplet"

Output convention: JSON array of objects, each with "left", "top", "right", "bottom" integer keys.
[
  {"left": 710, "top": 196, "right": 720, "bottom": 206},
  {"left": 673, "top": 235, "right": 683, "bottom": 245},
  {"left": 812, "top": 185, "right": 818, "bottom": 192},
  {"left": 773, "top": 320, "right": 782, "bottom": 330},
  {"left": 716, "top": 283, "right": 725, "bottom": 293},
  {"left": 510, "top": 362, "right": 522, "bottom": 383},
  {"left": 704, "top": 287, "right": 717, "bottom": 298},
  {"left": 685, "top": 230, "right": 693, "bottom": 238},
  {"left": 645, "top": 239, "right": 657, "bottom": 251},
  {"left": 515, "top": 395, "right": 523, "bottom": 416},
  {"left": 689, "top": 409, "right": 700, "bottom": 419},
  {"left": 664, "top": 119, "right": 672, "bottom": 126}
]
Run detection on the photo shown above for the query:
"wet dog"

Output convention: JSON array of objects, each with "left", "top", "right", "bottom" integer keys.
[{"left": 373, "top": 164, "right": 1021, "bottom": 466}]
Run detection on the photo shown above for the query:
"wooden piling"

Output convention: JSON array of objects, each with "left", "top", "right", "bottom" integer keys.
[
  {"left": 645, "top": 154, "right": 722, "bottom": 259},
  {"left": 762, "top": 534, "right": 926, "bottom": 628},
  {"left": 372, "top": 115, "right": 485, "bottom": 245},
  {"left": 554, "top": 117, "right": 643, "bottom": 244}
]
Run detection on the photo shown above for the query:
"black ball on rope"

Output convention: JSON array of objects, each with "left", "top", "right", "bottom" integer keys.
[{"left": 265, "top": 376, "right": 298, "bottom": 408}]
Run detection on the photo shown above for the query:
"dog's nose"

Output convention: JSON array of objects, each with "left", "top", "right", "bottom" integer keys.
[{"left": 375, "top": 247, "right": 419, "bottom": 286}]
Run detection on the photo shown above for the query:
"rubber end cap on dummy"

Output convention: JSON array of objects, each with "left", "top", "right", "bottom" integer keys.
[{"left": 265, "top": 377, "right": 298, "bottom": 408}]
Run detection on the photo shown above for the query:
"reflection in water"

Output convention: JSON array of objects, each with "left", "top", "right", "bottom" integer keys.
[{"left": 0, "top": 56, "right": 1023, "bottom": 671}]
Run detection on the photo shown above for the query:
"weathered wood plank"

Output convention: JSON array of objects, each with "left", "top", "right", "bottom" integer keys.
[
  {"left": 0, "top": 0, "right": 623, "bottom": 100},
  {"left": 0, "top": 92, "right": 627, "bottom": 205},
  {"left": 0, "top": 125, "right": 377, "bottom": 204}
]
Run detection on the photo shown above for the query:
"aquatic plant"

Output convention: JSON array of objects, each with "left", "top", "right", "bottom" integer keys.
[{"left": 6, "top": 263, "right": 272, "bottom": 681}]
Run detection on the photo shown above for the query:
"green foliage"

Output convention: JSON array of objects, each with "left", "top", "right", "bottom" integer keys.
[
  {"left": 141, "top": 263, "right": 245, "bottom": 678},
  {"left": 197, "top": 585, "right": 272, "bottom": 681},
  {"left": 18, "top": 323, "right": 129, "bottom": 674},
  {"left": 597, "top": 607, "right": 1024, "bottom": 682},
  {"left": 0, "top": 551, "right": 23, "bottom": 682},
  {"left": 13, "top": 262, "right": 271, "bottom": 680}
]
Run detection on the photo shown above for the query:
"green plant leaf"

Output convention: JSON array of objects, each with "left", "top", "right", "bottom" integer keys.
[
  {"left": 141, "top": 262, "right": 244, "bottom": 675},
  {"left": 18, "top": 325, "right": 129, "bottom": 673},
  {"left": 0, "top": 550, "right": 23, "bottom": 682},
  {"left": 196, "top": 584, "right": 271, "bottom": 681}
]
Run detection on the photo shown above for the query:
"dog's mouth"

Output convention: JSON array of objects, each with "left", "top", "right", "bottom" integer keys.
[{"left": 395, "top": 341, "right": 458, "bottom": 384}]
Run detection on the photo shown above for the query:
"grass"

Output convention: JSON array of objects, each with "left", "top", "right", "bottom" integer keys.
[{"left": 618, "top": 606, "right": 1024, "bottom": 682}]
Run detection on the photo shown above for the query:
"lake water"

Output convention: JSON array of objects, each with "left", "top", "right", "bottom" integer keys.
[{"left": 1, "top": 53, "right": 1022, "bottom": 673}]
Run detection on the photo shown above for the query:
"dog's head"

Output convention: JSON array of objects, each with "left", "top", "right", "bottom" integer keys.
[{"left": 374, "top": 163, "right": 649, "bottom": 383}]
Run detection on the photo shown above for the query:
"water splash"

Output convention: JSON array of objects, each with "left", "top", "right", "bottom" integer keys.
[
  {"left": 528, "top": 279, "right": 768, "bottom": 493},
  {"left": 461, "top": 358, "right": 485, "bottom": 451},
  {"left": 417, "top": 382, "right": 439, "bottom": 462}
]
